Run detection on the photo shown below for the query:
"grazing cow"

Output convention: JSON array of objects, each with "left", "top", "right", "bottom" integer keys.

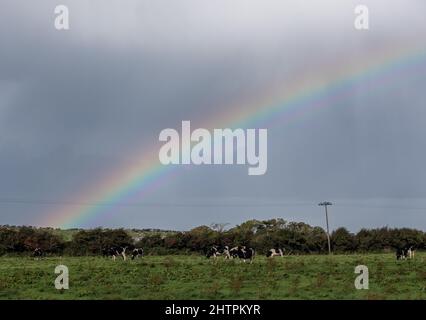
[
  {"left": 395, "top": 246, "right": 415, "bottom": 260},
  {"left": 33, "top": 248, "right": 44, "bottom": 260},
  {"left": 407, "top": 246, "right": 415, "bottom": 259},
  {"left": 103, "top": 246, "right": 128, "bottom": 261},
  {"left": 229, "top": 246, "right": 255, "bottom": 263},
  {"left": 229, "top": 246, "right": 240, "bottom": 259},
  {"left": 396, "top": 247, "right": 406, "bottom": 260},
  {"left": 131, "top": 248, "right": 144, "bottom": 260},
  {"left": 266, "top": 248, "right": 284, "bottom": 258},
  {"left": 206, "top": 245, "right": 231, "bottom": 259}
]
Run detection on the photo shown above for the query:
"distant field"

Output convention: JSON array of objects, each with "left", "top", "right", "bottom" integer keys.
[{"left": 1, "top": 254, "right": 426, "bottom": 299}]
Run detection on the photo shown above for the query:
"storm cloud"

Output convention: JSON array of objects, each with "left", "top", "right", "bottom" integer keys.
[{"left": 0, "top": 0, "right": 426, "bottom": 231}]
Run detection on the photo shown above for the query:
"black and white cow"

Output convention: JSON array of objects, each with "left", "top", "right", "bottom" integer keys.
[
  {"left": 266, "top": 248, "right": 284, "bottom": 258},
  {"left": 33, "top": 247, "right": 44, "bottom": 260},
  {"left": 131, "top": 248, "right": 144, "bottom": 260},
  {"left": 229, "top": 246, "right": 255, "bottom": 263},
  {"left": 396, "top": 247, "right": 407, "bottom": 260},
  {"left": 206, "top": 245, "right": 231, "bottom": 259},
  {"left": 103, "top": 246, "right": 128, "bottom": 261},
  {"left": 396, "top": 246, "right": 415, "bottom": 260}
]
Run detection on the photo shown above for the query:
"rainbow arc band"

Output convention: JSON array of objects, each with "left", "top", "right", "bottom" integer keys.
[{"left": 41, "top": 45, "right": 426, "bottom": 228}]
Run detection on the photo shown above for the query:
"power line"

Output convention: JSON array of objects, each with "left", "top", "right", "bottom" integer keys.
[
  {"left": 334, "top": 203, "right": 426, "bottom": 211},
  {"left": 0, "top": 198, "right": 314, "bottom": 207},
  {"left": 0, "top": 197, "right": 425, "bottom": 211}
]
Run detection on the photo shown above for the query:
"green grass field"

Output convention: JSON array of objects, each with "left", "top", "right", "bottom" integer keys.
[{"left": 1, "top": 254, "right": 426, "bottom": 299}]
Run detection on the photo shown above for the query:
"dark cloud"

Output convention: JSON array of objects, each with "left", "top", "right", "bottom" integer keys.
[{"left": 0, "top": 0, "right": 426, "bottom": 231}]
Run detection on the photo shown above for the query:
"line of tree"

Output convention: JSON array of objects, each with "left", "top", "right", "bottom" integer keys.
[{"left": 1, "top": 219, "right": 425, "bottom": 256}]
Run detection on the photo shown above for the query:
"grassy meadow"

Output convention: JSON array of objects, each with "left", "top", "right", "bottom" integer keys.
[{"left": 1, "top": 253, "right": 426, "bottom": 299}]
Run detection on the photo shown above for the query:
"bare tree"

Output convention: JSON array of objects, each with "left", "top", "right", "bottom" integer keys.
[{"left": 210, "top": 222, "right": 230, "bottom": 233}]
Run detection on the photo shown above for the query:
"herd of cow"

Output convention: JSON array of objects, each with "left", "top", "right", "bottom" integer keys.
[
  {"left": 101, "top": 246, "right": 144, "bottom": 261},
  {"left": 206, "top": 245, "right": 256, "bottom": 262},
  {"left": 32, "top": 246, "right": 144, "bottom": 261},
  {"left": 31, "top": 245, "right": 417, "bottom": 261},
  {"left": 205, "top": 246, "right": 294, "bottom": 262}
]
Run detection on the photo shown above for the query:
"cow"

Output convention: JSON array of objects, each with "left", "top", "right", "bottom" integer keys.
[
  {"left": 102, "top": 246, "right": 128, "bottom": 261},
  {"left": 395, "top": 245, "right": 415, "bottom": 260},
  {"left": 407, "top": 246, "right": 415, "bottom": 259},
  {"left": 33, "top": 248, "right": 44, "bottom": 260},
  {"left": 266, "top": 248, "right": 284, "bottom": 258},
  {"left": 229, "top": 246, "right": 255, "bottom": 263},
  {"left": 396, "top": 247, "right": 406, "bottom": 260},
  {"left": 206, "top": 245, "right": 231, "bottom": 260},
  {"left": 396, "top": 245, "right": 416, "bottom": 261},
  {"left": 131, "top": 248, "right": 144, "bottom": 260}
]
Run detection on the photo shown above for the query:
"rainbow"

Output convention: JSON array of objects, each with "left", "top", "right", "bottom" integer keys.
[{"left": 42, "top": 44, "right": 426, "bottom": 228}]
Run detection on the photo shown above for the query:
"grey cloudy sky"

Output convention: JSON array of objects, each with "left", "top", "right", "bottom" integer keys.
[{"left": 1, "top": 0, "right": 426, "bottom": 231}]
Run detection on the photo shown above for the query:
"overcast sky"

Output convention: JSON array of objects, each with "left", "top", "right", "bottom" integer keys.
[{"left": 1, "top": 0, "right": 426, "bottom": 232}]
